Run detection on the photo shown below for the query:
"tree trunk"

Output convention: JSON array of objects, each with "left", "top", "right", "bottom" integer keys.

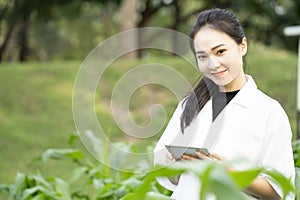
[
  {"left": 18, "top": 20, "right": 29, "bottom": 62},
  {"left": 0, "top": 23, "right": 14, "bottom": 62},
  {"left": 120, "top": 0, "right": 138, "bottom": 59},
  {"left": 172, "top": 0, "right": 180, "bottom": 56}
]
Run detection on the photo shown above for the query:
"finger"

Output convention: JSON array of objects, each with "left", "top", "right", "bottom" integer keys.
[
  {"left": 165, "top": 153, "right": 176, "bottom": 163},
  {"left": 166, "top": 153, "right": 175, "bottom": 161},
  {"left": 182, "top": 154, "right": 198, "bottom": 160},
  {"left": 211, "top": 153, "right": 224, "bottom": 161},
  {"left": 195, "top": 151, "right": 209, "bottom": 160}
]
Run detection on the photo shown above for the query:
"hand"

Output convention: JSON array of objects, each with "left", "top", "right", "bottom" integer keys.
[
  {"left": 165, "top": 153, "right": 179, "bottom": 185},
  {"left": 181, "top": 152, "right": 235, "bottom": 171},
  {"left": 165, "top": 152, "right": 176, "bottom": 163},
  {"left": 181, "top": 151, "right": 224, "bottom": 161}
]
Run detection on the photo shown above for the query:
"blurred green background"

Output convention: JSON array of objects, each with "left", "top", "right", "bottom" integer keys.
[{"left": 0, "top": 0, "right": 299, "bottom": 191}]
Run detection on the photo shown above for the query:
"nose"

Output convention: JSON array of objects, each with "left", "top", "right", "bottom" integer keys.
[{"left": 208, "top": 57, "right": 220, "bottom": 70}]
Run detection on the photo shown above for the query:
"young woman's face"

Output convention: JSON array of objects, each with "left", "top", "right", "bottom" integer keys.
[{"left": 193, "top": 27, "right": 247, "bottom": 92}]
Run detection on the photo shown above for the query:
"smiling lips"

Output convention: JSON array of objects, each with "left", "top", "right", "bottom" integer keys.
[{"left": 211, "top": 69, "right": 227, "bottom": 77}]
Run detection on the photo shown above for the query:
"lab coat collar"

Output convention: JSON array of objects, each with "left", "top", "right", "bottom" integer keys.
[{"left": 229, "top": 75, "right": 258, "bottom": 109}]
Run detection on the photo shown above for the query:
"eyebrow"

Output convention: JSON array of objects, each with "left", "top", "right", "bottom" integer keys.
[{"left": 195, "top": 44, "right": 226, "bottom": 54}]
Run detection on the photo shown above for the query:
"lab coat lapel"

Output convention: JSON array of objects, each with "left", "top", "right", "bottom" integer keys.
[
  {"left": 201, "top": 75, "right": 257, "bottom": 151},
  {"left": 202, "top": 110, "right": 226, "bottom": 151}
]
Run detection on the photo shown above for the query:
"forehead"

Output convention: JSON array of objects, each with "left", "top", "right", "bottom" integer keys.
[{"left": 193, "top": 28, "right": 236, "bottom": 51}]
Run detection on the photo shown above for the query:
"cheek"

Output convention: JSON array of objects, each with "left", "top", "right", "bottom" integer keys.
[
  {"left": 197, "top": 65, "right": 206, "bottom": 74},
  {"left": 232, "top": 57, "right": 244, "bottom": 71},
  {"left": 197, "top": 61, "right": 208, "bottom": 73}
]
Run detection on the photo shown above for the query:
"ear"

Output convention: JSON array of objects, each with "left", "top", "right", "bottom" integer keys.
[{"left": 240, "top": 37, "right": 247, "bottom": 56}]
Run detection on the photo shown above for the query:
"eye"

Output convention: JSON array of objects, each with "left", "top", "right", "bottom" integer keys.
[
  {"left": 197, "top": 55, "right": 207, "bottom": 60},
  {"left": 217, "top": 49, "right": 226, "bottom": 55}
]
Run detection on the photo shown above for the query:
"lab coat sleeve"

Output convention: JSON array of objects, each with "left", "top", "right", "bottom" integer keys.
[
  {"left": 260, "top": 101, "right": 295, "bottom": 199},
  {"left": 153, "top": 100, "right": 185, "bottom": 191}
]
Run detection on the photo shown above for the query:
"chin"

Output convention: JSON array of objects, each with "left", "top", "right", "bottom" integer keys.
[{"left": 211, "top": 78, "right": 227, "bottom": 86}]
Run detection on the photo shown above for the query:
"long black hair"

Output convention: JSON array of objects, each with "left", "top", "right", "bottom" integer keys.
[{"left": 180, "top": 8, "right": 246, "bottom": 132}]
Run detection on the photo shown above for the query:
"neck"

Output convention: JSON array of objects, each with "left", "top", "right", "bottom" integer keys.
[{"left": 219, "top": 74, "right": 247, "bottom": 92}]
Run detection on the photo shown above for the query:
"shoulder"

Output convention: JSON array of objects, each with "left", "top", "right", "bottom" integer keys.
[
  {"left": 234, "top": 75, "right": 280, "bottom": 112},
  {"left": 244, "top": 78, "right": 292, "bottom": 141},
  {"left": 252, "top": 87, "right": 289, "bottom": 122},
  {"left": 255, "top": 85, "right": 286, "bottom": 112},
  {"left": 239, "top": 76, "right": 289, "bottom": 125},
  {"left": 256, "top": 89, "right": 279, "bottom": 107},
  {"left": 254, "top": 87, "right": 291, "bottom": 132},
  {"left": 246, "top": 75, "right": 284, "bottom": 110}
]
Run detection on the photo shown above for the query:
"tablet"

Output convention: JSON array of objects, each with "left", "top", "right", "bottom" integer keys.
[{"left": 165, "top": 145, "right": 210, "bottom": 160}]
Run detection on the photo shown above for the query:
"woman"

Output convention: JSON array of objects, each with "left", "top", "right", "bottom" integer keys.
[{"left": 154, "top": 8, "right": 295, "bottom": 199}]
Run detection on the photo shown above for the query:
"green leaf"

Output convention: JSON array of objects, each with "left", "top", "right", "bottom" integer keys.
[
  {"left": 54, "top": 177, "right": 71, "bottom": 199},
  {"left": 296, "top": 151, "right": 300, "bottom": 166},
  {"left": 98, "top": 188, "right": 114, "bottom": 199},
  {"left": 68, "top": 131, "right": 79, "bottom": 147},
  {"left": 25, "top": 175, "right": 37, "bottom": 188},
  {"left": 199, "top": 164, "right": 215, "bottom": 200},
  {"left": 121, "top": 177, "right": 142, "bottom": 190},
  {"left": 151, "top": 181, "right": 172, "bottom": 196},
  {"left": 114, "top": 185, "right": 127, "bottom": 198},
  {"left": 123, "top": 162, "right": 191, "bottom": 200},
  {"left": 21, "top": 186, "right": 56, "bottom": 200},
  {"left": 0, "top": 184, "right": 11, "bottom": 193},
  {"left": 121, "top": 193, "right": 135, "bottom": 200},
  {"left": 31, "top": 174, "right": 53, "bottom": 191},
  {"left": 40, "top": 148, "right": 84, "bottom": 163},
  {"left": 31, "top": 193, "right": 47, "bottom": 200},
  {"left": 92, "top": 178, "right": 105, "bottom": 189},
  {"left": 144, "top": 191, "right": 170, "bottom": 200},
  {"left": 69, "top": 166, "right": 88, "bottom": 183},
  {"left": 229, "top": 168, "right": 263, "bottom": 188},
  {"left": 210, "top": 169, "right": 248, "bottom": 200},
  {"left": 14, "top": 173, "right": 27, "bottom": 194},
  {"left": 295, "top": 168, "right": 300, "bottom": 199},
  {"left": 122, "top": 175, "right": 156, "bottom": 200},
  {"left": 264, "top": 169, "right": 295, "bottom": 199}
]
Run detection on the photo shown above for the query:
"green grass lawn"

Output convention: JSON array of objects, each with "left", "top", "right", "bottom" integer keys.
[
  {"left": 0, "top": 42, "right": 298, "bottom": 189},
  {"left": 0, "top": 61, "right": 81, "bottom": 183}
]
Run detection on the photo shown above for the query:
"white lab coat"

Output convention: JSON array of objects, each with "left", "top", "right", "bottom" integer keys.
[{"left": 154, "top": 75, "right": 295, "bottom": 199}]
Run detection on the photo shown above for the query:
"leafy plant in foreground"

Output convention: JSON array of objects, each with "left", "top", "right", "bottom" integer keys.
[
  {"left": 293, "top": 139, "right": 300, "bottom": 167},
  {"left": 123, "top": 160, "right": 296, "bottom": 200},
  {"left": 0, "top": 133, "right": 165, "bottom": 200},
  {"left": 0, "top": 134, "right": 298, "bottom": 199}
]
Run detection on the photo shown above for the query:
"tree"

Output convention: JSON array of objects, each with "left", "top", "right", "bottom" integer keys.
[
  {"left": 122, "top": 0, "right": 208, "bottom": 58},
  {"left": 0, "top": 0, "right": 88, "bottom": 62},
  {"left": 120, "top": 0, "right": 139, "bottom": 59},
  {"left": 1, "top": 0, "right": 300, "bottom": 62},
  {"left": 0, "top": 0, "right": 14, "bottom": 62}
]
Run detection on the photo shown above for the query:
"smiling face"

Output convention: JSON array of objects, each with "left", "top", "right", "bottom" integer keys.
[{"left": 194, "top": 27, "right": 247, "bottom": 92}]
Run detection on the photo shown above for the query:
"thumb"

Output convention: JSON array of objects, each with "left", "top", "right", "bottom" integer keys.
[{"left": 211, "top": 153, "right": 225, "bottom": 161}]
